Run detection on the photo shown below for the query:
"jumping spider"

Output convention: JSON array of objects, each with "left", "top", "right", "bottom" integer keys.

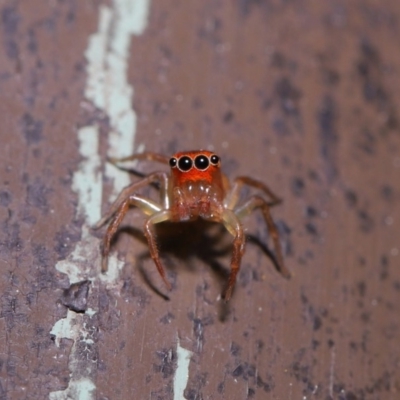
[{"left": 94, "top": 150, "right": 290, "bottom": 300}]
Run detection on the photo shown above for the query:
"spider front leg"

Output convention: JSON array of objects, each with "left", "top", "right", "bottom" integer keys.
[
  {"left": 221, "top": 209, "right": 246, "bottom": 301},
  {"left": 108, "top": 151, "right": 170, "bottom": 166},
  {"left": 93, "top": 171, "right": 170, "bottom": 229},
  {"left": 94, "top": 171, "right": 169, "bottom": 272},
  {"left": 143, "top": 210, "right": 173, "bottom": 290},
  {"left": 99, "top": 194, "right": 162, "bottom": 273},
  {"left": 224, "top": 176, "right": 282, "bottom": 210},
  {"left": 234, "top": 195, "right": 291, "bottom": 279}
]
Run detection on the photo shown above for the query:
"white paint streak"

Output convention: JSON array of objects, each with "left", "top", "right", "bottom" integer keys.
[
  {"left": 49, "top": 1, "right": 151, "bottom": 399},
  {"left": 55, "top": 126, "right": 102, "bottom": 284},
  {"left": 49, "top": 378, "right": 96, "bottom": 400},
  {"left": 98, "top": 251, "right": 124, "bottom": 284},
  {"left": 329, "top": 346, "right": 336, "bottom": 398},
  {"left": 73, "top": 126, "right": 102, "bottom": 227},
  {"left": 50, "top": 310, "right": 79, "bottom": 348},
  {"left": 49, "top": 312, "right": 96, "bottom": 400},
  {"left": 85, "top": 308, "right": 97, "bottom": 317},
  {"left": 174, "top": 339, "right": 193, "bottom": 400},
  {"left": 50, "top": 127, "right": 102, "bottom": 399},
  {"left": 85, "top": 0, "right": 151, "bottom": 199}
]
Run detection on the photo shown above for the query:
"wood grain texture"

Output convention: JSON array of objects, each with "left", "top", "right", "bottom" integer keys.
[{"left": 0, "top": 0, "right": 399, "bottom": 399}]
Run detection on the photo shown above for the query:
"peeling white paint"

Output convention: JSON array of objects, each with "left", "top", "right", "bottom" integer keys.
[
  {"left": 85, "top": 0, "right": 151, "bottom": 199},
  {"left": 50, "top": 310, "right": 79, "bottom": 348},
  {"left": 49, "top": 1, "right": 151, "bottom": 399},
  {"left": 173, "top": 338, "right": 193, "bottom": 400},
  {"left": 85, "top": 308, "right": 97, "bottom": 317},
  {"left": 72, "top": 126, "right": 103, "bottom": 228},
  {"left": 55, "top": 126, "right": 103, "bottom": 283},
  {"left": 98, "top": 252, "right": 124, "bottom": 284},
  {"left": 329, "top": 345, "right": 336, "bottom": 398},
  {"left": 49, "top": 378, "right": 96, "bottom": 400},
  {"left": 50, "top": 125, "right": 102, "bottom": 400},
  {"left": 49, "top": 311, "right": 96, "bottom": 400}
]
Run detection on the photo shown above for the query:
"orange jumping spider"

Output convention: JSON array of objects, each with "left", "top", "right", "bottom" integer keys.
[{"left": 94, "top": 150, "right": 290, "bottom": 300}]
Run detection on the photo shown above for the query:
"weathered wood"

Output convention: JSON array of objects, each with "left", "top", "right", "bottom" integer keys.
[{"left": 0, "top": 1, "right": 399, "bottom": 399}]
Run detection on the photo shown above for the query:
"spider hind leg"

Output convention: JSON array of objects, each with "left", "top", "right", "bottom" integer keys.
[
  {"left": 234, "top": 195, "right": 291, "bottom": 279},
  {"left": 220, "top": 209, "right": 246, "bottom": 301}
]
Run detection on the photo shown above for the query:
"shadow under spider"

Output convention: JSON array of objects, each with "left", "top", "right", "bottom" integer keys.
[
  {"left": 137, "top": 220, "right": 232, "bottom": 297},
  {"left": 110, "top": 219, "right": 285, "bottom": 314},
  {"left": 246, "top": 234, "right": 287, "bottom": 277}
]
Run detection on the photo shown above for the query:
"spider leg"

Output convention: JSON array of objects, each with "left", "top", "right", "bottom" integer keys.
[
  {"left": 143, "top": 210, "right": 173, "bottom": 291},
  {"left": 234, "top": 195, "right": 291, "bottom": 279},
  {"left": 100, "top": 194, "right": 163, "bottom": 273},
  {"left": 224, "top": 176, "right": 282, "bottom": 210},
  {"left": 108, "top": 151, "right": 170, "bottom": 165},
  {"left": 220, "top": 209, "right": 246, "bottom": 301},
  {"left": 93, "top": 171, "right": 170, "bottom": 229}
]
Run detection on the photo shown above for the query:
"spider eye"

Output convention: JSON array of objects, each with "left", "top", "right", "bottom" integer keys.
[
  {"left": 169, "top": 157, "right": 177, "bottom": 168},
  {"left": 194, "top": 155, "right": 209, "bottom": 170},
  {"left": 210, "top": 154, "right": 220, "bottom": 165},
  {"left": 178, "top": 156, "right": 193, "bottom": 172}
]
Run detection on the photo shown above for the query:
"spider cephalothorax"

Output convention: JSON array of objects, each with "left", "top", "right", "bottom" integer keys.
[
  {"left": 94, "top": 150, "right": 290, "bottom": 301},
  {"left": 168, "top": 151, "right": 225, "bottom": 221}
]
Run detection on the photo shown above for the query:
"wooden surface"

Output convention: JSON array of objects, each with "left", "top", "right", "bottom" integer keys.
[{"left": 1, "top": 1, "right": 400, "bottom": 399}]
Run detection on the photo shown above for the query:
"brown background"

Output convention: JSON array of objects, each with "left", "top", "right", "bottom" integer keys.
[{"left": 1, "top": 0, "right": 400, "bottom": 399}]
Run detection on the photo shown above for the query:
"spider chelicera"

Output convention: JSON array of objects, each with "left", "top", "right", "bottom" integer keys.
[{"left": 94, "top": 150, "right": 290, "bottom": 300}]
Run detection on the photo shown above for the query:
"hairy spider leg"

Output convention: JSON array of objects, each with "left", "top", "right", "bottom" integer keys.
[
  {"left": 143, "top": 210, "right": 173, "bottom": 290},
  {"left": 94, "top": 170, "right": 171, "bottom": 278},
  {"left": 234, "top": 195, "right": 291, "bottom": 279},
  {"left": 220, "top": 209, "right": 246, "bottom": 301},
  {"left": 93, "top": 171, "right": 170, "bottom": 229},
  {"left": 224, "top": 176, "right": 282, "bottom": 210},
  {"left": 108, "top": 151, "right": 170, "bottom": 165},
  {"left": 99, "top": 194, "right": 163, "bottom": 273}
]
